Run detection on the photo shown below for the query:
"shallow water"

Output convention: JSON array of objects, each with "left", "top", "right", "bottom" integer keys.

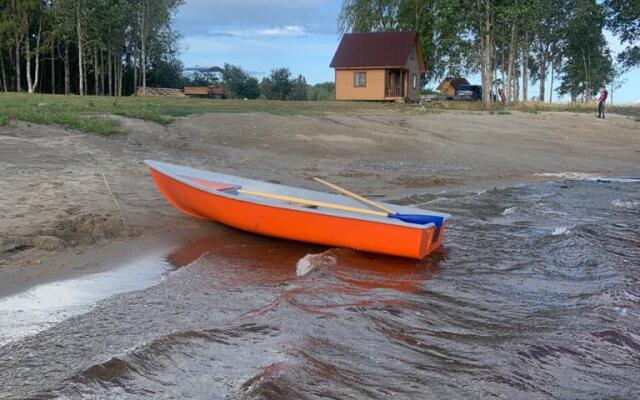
[{"left": 1, "top": 179, "right": 639, "bottom": 399}]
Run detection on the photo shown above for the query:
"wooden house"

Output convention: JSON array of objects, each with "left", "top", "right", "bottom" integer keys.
[
  {"left": 436, "top": 77, "right": 470, "bottom": 97},
  {"left": 330, "top": 31, "right": 426, "bottom": 102}
]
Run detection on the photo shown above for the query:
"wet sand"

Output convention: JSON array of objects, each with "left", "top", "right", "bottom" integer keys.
[{"left": 1, "top": 110, "right": 639, "bottom": 296}]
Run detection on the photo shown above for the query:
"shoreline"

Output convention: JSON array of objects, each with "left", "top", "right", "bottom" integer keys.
[
  {"left": 1, "top": 109, "right": 639, "bottom": 297},
  {"left": 2, "top": 170, "right": 637, "bottom": 299}
]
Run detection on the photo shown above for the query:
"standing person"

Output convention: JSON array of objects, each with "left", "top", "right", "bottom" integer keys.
[{"left": 597, "top": 86, "right": 608, "bottom": 119}]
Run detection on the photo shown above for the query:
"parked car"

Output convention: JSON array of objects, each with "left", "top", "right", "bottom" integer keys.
[{"left": 454, "top": 84, "right": 482, "bottom": 101}]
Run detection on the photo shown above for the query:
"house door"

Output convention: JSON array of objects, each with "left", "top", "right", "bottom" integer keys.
[{"left": 387, "top": 70, "right": 403, "bottom": 97}]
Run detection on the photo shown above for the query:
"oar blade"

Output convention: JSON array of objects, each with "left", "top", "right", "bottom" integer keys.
[{"left": 389, "top": 213, "right": 444, "bottom": 226}]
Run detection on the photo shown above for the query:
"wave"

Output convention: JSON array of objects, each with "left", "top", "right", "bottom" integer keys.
[{"left": 295, "top": 251, "right": 337, "bottom": 277}]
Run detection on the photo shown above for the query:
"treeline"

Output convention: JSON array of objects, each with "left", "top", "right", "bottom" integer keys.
[
  {"left": 340, "top": 0, "right": 638, "bottom": 105},
  {"left": 185, "top": 64, "right": 335, "bottom": 101},
  {"left": 0, "top": 0, "right": 184, "bottom": 96}
]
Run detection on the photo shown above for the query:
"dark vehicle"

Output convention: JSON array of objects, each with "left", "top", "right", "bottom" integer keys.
[{"left": 454, "top": 84, "right": 482, "bottom": 101}]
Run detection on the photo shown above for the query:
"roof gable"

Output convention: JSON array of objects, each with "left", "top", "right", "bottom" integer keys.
[
  {"left": 330, "top": 31, "right": 421, "bottom": 69},
  {"left": 437, "top": 77, "right": 470, "bottom": 92}
]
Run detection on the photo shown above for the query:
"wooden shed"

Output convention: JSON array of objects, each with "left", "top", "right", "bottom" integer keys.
[
  {"left": 437, "top": 77, "right": 469, "bottom": 97},
  {"left": 330, "top": 31, "right": 426, "bottom": 102}
]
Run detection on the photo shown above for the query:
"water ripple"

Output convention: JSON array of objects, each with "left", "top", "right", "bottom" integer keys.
[{"left": 1, "top": 180, "right": 639, "bottom": 399}]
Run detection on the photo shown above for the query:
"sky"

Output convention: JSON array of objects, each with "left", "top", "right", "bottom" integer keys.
[{"left": 173, "top": 0, "right": 639, "bottom": 104}]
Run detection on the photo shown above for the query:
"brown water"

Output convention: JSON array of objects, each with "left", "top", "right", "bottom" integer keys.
[{"left": 1, "top": 179, "right": 639, "bottom": 399}]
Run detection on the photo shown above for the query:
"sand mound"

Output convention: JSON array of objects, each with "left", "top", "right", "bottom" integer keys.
[
  {"left": 29, "top": 236, "right": 64, "bottom": 251},
  {"left": 51, "top": 214, "right": 131, "bottom": 245}
]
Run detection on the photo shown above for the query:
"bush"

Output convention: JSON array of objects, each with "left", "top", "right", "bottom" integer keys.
[
  {"left": 261, "top": 68, "right": 294, "bottom": 100},
  {"left": 420, "top": 87, "right": 439, "bottom": 95},
  {"left": 290, "top": 75, "right": 308, "bottom": 101},
  {"left": 223, "top": 64, "right": 260, "bottom": 99},
  {"left": 307, "top": 82, "right": 335, "bottom": 100}
]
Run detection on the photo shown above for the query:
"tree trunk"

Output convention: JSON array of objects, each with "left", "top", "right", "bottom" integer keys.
[
  {"left": 513, "top": 65, "right": 520, "bottom": 102},
  {"left": 549, "top": 60, "right": 554, "bottom": 103},
  {"left": 14, "top": 34, "right": 21, "bottom": 92},
  {"left": 113, "top": 54, "right": 117, "bottom": 96},
  {"left": 133, "top": 51, "right": 137, "bottom": 94},
  {"left": 115, "top": 52, "right": 120, "bottom": 96},
  {"left": 0, "top": 48, "right": 6, "bottom": 92},
  {"left": 93, "top": 49, "right": 98, "bottom": 95},
  {"left": 51, "top": 41, "right": 56, "bottom": 94},
  {"left": 582, "top": 52, "right": 589, "bottom": 101},
  {"left": 64, "top": 44, "right": 70, "bottom": 95},
  {"left": 480, "top": 0, "right": 493, "bottom": 107},
  {"left": 117, "top": 51, "right": 123, "bottom": 96},
  {"left": 522, "top": 32, "right": 529, "bottom": 102},
  {"left": 538, "top": 53, "right": 547, "bottom": 102},
  {"left": 610, "top": 88, "right": 613, "bottom": 105},
  {"left": 25, "top": 31, "right": 32, "bottom": 93},
  {"left": 505, "top": 22, "right": 517, "bottom": 102},
  {"left": 76, "top": 1, "right": 84, "bottom": 95},
  {"left": 116, "top": 52, "right": 124, "bottom": 97},
  {"left": 31, "top": 16, "right": 43, "bottom": 93},
  {"left": 141, "top": 1, "right": 147, "bottom": 97},
  {"left": 107, "top": 48, "right": 112, "bottom": 96},
  {"left": 587, "top": 51, "right": 592, "bottom": 100},
  {"left": 8, "top": 43, "right": 15, "bottom": 91},
  {"left": 99, "top": 49, "right": 104, "bottom": 95}
]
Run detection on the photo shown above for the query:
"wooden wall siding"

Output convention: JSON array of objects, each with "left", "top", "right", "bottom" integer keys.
[
  {"left": 404, "top": 45, "right": 421, "bottom": 101},
  {"left": 335, "top": 69, "right": 386, "bottom": 100}
]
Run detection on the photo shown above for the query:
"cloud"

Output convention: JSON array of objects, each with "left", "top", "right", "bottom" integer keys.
[
  {"left": 174, "top": 0, "right": 339, "bottom": 37},
  {"left": 175, "top": 0, "right": 340, "bottom": 84},
  {"left": 258, "top": 25, "right": 307, "bottom": 38},
  {"left": 206, "top": 25, "right": 307, "bottom": 39},
  {"left": 207, "top": 32, "right": 240, "bottom": 38}
]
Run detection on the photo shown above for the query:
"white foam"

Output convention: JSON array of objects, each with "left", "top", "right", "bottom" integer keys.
[
  {"left": 502, "top": 207, "right": 517, "bottom": 216},
  {"left": 551, "top": 226, "right": 571, "bottom": 236},
  {"left": 0, "top": 255, "right": 170, "bottom": 346},
  {"left": 295, "top": 252, "right": 336, "bottom": 277},
  {"left": 535, "top": 172, "right": 601, "bottom": 180},
  {"left": 612, "top": 199, "right": 640, "bottom": 209},
  {"left": 535, "top": 172, "right": 640, "bottom": 183}
]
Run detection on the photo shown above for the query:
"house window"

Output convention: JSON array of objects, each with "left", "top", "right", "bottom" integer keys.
[
  {"left": 412, "top": 74, "right": 418, "bottom": 89},
  {"left": 354, "top": 71, "right": 366, "bottom": 87},
  {"left": 410, "top": 47, "right": 416, "bottom": 60}
]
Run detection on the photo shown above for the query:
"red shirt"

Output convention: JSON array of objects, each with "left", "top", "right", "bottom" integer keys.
[{"left": 599, "top": 90, "right": 608, "bottom": 103}]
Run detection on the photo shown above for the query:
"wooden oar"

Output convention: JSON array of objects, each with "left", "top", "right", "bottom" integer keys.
[
  {"left": 312, "top": 177, "right": 395, "bottom": 214},
  {"left": 312, "top": 177, "right": 445, "bottom": 227},
  {"left": 216, "top": 183, "right": 443, "bottom": 226},
  {"left": 236, "top": 189, "right": 388, "bottom": 217}
]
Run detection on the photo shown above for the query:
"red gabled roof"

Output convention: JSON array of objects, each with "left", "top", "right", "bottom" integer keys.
[{"left": 330, "top": 31, "right": 419, "bottom": 69}]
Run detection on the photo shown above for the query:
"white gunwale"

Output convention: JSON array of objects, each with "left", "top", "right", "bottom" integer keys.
[{"left": 145, "top": 160, "right": 450, "bottom": 229}]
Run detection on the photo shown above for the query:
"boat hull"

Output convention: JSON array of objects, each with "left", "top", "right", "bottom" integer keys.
[{"left": 148, "top": 165, "right": 446, "bottom": 259}]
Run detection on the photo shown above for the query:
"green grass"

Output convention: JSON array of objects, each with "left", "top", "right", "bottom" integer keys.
[
  {"left": 490, "top": 109, "right": 511, "bottom": 115},
  {"left": 422, "top": 99, "right": 639, "bottom": 117},
  {"left": 0, "top": 92, "right": 414, "bottom": 134},
  {"left": 0, "top": 92, "right": 637, "bottom": 135}
]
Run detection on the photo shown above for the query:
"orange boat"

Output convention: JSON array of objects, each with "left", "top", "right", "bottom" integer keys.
[{"left": 145, "top": 160, "right": 450, "bottom": 259}]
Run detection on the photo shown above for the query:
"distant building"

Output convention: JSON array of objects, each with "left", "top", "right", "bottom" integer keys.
[
  {"left": 436, "top": 77, "right": 470, "bottom": 97},
  {"left": 330, "top": 31, "right": 425, "bottom": 102}
]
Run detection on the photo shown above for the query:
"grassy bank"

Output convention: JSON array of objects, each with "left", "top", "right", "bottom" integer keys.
[
  {"left": 0, "top": 92, "right": 637, "bottom": 135},
  {"left": 423, "top": 99, "right": 639, "bottom": 116},
  {"left": 0, "top": 93, "right": 410, "bottom": 135}
]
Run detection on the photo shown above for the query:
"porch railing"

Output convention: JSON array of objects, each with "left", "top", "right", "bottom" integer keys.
[{"left": 386, "top": 87, "right": 402, "bottom": 97}]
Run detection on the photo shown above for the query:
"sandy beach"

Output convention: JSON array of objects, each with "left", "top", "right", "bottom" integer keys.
[{"left": 1, "top": 109, "right": 639, "bottom": 296}]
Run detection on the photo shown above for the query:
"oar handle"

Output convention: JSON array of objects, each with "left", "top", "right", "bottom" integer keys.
[
  {"left": 312, "top": 177, "right": 396, "bottom": 215},
  {"left": 237, "top": 189, "right": 388, "bottom": 217}
]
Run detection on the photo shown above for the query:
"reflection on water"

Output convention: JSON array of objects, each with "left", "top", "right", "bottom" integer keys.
[{"left": 0, "top": 179, "right": 639, "bottom": 399}]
